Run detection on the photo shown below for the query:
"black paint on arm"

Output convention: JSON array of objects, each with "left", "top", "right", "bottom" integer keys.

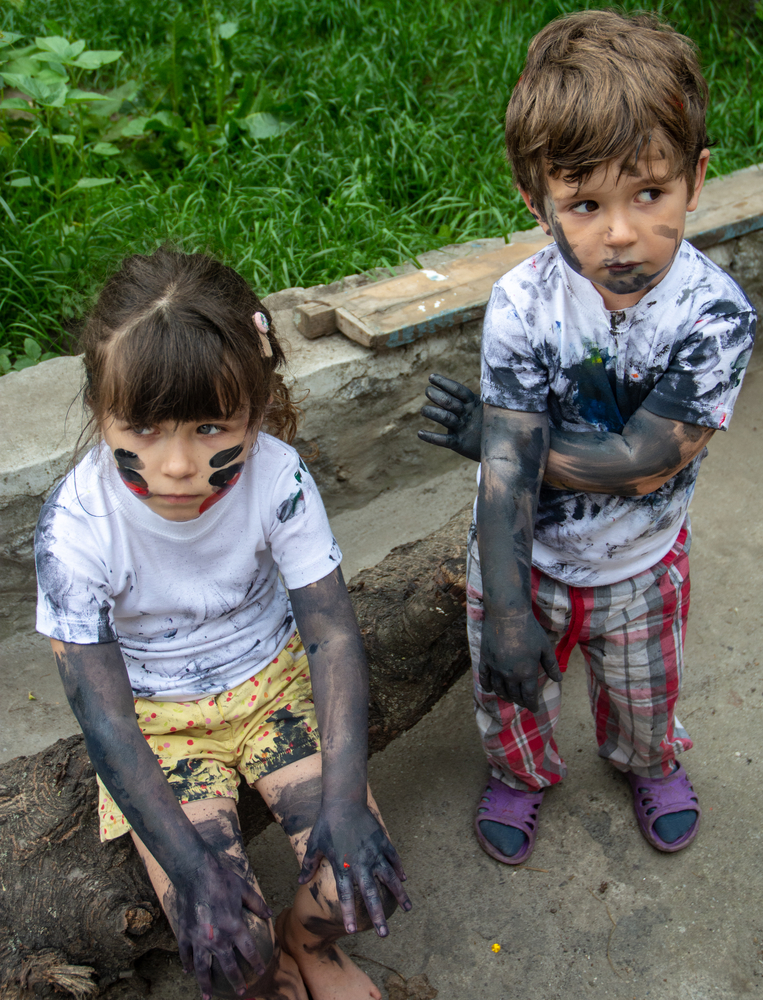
[
  {"left": 51, "top": 639, "right": 270, "bottom": 998},
  {"left": 418, "top": 375, "right": 714, "bottom": 496},
  {"left": 477, "top": 406, "right": 561, "bottom": 712},
  {"left": 544, "top": 408, "right": 715, "bottom": 495},
  {"left": 418, "top": 374, "right": 482, "bottom": 462},
  {"left": 289, "top": 568, "right": 411, "bottom": 936}
]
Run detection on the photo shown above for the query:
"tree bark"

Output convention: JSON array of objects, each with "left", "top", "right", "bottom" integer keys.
[{"left": 0, "top": 504, "right": 473, "bottom": 998}]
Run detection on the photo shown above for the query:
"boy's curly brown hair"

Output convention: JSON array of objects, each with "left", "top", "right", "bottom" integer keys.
[{"left": 505, "top": 10, "right": 710, "bottom": 214}]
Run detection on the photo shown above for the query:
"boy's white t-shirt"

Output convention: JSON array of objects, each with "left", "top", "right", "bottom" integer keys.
[
  {"left": 35, "top": 433, "right": 342, "bottom": 701},
  {"left": 480, "top": 241, "right": 755, "bottom": 587}
]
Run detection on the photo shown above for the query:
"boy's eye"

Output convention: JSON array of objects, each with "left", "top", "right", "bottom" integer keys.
[
  {"left": 636, "top": 188, "right": 662, "bottom": 204},
  {"left": 132, "top": 427, "right": 154, "bottom": 436},
  {"left": 570, "top": 200, "right": 598, "bottom": 214},
  {"left": 198, "top": 424, "right": 223, "bottom": 435}
]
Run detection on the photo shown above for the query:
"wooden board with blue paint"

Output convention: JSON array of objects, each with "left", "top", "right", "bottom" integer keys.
[
  {"left": 332, "top": 236, "right": 552, "bottom": 349},
  {"left": 298, "top": 162, "right": 763, "bottom": 349},
  {"left": 684, "top": 163, "right": 763, "bottom": 248}
]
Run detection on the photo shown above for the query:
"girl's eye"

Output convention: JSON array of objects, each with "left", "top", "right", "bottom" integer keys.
[
  {"left": 132, "top": 427, "right": 154, "bottom": 436},
  {"left": 198, "top": 424, "right": 223, "bottom": 435},
  {"left": 637, "top": 188, "right": 662, "bottom": 204},
  {"left": 570, "top": 200, "right": 598, "bottom": 215}
]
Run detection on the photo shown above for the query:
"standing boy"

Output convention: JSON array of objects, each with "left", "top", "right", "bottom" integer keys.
[{"left": 419, "top": 10, "right": 755, "bottom": 863}]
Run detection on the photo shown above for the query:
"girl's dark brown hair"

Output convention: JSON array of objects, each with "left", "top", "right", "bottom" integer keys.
[
  {"left": 80, "top": 246, "right": 300, "bottom": 443},
  {"left": 505, "top": 10, "right": 710, "bottom": 212}
]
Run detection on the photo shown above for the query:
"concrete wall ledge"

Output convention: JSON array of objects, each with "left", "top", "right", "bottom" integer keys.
[{"left": 2, "top": 213, "right": 762, "bottom": 633}]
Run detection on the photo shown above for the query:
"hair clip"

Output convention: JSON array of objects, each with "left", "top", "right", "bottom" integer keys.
[{"left": 253, "top": 312, "right": 273, "bottom": 357}]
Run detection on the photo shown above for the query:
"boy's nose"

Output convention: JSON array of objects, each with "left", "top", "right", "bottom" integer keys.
[{"left": 603, "top": 210, "right": 638, "bottom": 247}]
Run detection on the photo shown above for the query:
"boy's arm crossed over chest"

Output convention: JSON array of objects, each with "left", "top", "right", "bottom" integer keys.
[
  {"left": 478, "top": 406, "right": 563, "bottom": 712},
  {"left": 544, "top": 408, "right": 715, "bottom": 495},
  {"left": 421, "top": 375, "right": 715, "bottom": 496}
]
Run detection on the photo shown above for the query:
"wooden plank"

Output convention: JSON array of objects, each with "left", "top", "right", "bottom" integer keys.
[
  {"left": 334, "top": 237, "right": 551, "bottom": 349},
  {"left": 686, "top": 163, "right": 763, "bottom": 248},
  {"left": 320, "top": 162, "right": 763, "bottom": 349}
]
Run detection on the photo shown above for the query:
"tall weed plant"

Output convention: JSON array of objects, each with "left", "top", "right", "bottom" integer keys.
[{"left": 2, "top": 0, "right": 763, "bottom": 368}]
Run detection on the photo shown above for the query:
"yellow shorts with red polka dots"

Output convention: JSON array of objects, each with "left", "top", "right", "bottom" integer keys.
[{"left": 96, "top": 632, "right": 320, "bottom": 841}]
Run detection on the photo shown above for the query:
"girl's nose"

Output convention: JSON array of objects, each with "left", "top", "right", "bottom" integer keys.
[{"left": 161, "top": 439, "right": 197, "bottom": 479}]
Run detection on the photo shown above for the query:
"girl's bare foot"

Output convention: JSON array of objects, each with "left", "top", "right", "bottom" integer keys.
[{"left": 276, "top": 908, "right": 381, "bottom": 1000}]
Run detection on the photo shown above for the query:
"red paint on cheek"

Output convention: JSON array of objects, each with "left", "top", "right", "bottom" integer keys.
[
  {"left": 198, "top": 471, "right": 242, "bottom": 514},
  {"left": 122, "top": 478, "right": 151, "bottom": 497}
]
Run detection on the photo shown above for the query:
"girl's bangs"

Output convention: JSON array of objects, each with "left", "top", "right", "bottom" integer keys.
[{"left": 101, "top": 321, "right": 251, "bottom": 428}]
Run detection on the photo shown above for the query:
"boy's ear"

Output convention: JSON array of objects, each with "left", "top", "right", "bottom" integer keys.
[
  {"left": 519, "top": 188, "right": 552, "bottom": 236},
  {"left": 686, "top": 149, "right": 711, "bottom": 213}
]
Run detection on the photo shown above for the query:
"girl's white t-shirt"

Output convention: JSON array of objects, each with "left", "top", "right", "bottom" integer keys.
[{"left": 35, "top": 434, "right": 342, "bottom": 701}]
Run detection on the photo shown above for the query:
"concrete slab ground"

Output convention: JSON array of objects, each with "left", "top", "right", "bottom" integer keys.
[{"left": 5, "top": 344, "right": 760, "bottom": 1000}]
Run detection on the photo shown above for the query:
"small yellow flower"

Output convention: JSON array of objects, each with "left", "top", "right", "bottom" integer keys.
[{"left": 491, "top": 943, "right": 501, "bottom": 953}]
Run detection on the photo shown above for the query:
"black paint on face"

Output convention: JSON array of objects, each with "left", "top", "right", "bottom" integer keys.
[
  {"left": 209, "top": 463, "right": 244, "bottom": 489},
  {"left": 209, "top": 444, "right": 244, "bottom": 469},
  {"left": 199, "top": 463, "right": 245, "bottom": 513},
  {"left": 114, "top": 449, "right": 150, "bottom": 497},
  {"left": 543, "top": 200, "right": 582, "bottom": 273},
  {"left": 653, "top": 224, "right": 679, "bottom": 243},
  {"left": 544, "top": 198, "right": 676, "bottom": 299},
  {"left": 115, "top": 448, "right": 144, "bottom": 470},
  {"left": 599, "top": 266, "right": 668, "bottom": 297}
]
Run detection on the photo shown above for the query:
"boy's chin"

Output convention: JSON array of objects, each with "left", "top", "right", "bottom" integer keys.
[{"left": 591, "top": 266, "right": 671, "bottom": 309}]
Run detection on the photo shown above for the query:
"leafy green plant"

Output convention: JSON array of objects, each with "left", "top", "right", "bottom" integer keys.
[
  {"left": 0, "top": 32, "right": 122, "bottom": 200},
  {"left": 1, "top": 0, "right": 762, "bottom": 375},
  {"left": 0, "top": 336, "right": 57, "bottom": 373}
]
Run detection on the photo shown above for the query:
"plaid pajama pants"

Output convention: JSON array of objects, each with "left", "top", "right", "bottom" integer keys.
[{"left": 466, "top": 521, "right": 693, "bottom": 791}]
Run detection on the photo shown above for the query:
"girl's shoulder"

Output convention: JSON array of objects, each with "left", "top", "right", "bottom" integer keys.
[
  {"left": 34, "top": 446, "right": 118, "bottom": 577},
  {"left": 40, "top": 445, "right": 115, "bottom": 521},
  {"left": 248, "top": 432, "right": 308, "bottom": 485},
  {"left": 251, "top": 431, "right": 299, "bottom": 463}
]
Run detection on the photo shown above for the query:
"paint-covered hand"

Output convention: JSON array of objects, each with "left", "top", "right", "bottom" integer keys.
[
  {"left": 479, "top": 610, "right": 562, "bottom": 713},
  {"left": 418, "top": 374, "right": 482, "bottom": 462},
  {"left": 174, "top": 859, "right": 272, "bottom": 999},
  {"left": 298, "top": 800, "right": 411, "bottom": 937}
]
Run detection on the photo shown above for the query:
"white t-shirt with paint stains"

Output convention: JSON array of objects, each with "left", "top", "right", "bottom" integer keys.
[
  {"left": 480, "top": 240, "right": 755, "bottom": 586},
  {"left": 35, "top": 434, "right": 342, "bottom": 700}
]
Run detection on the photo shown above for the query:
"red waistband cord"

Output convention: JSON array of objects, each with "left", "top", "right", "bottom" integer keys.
[
  {"left": 540, "top": 522, "right": 688, "bottom": 673},
  {"left": 660, "top": 524, "right": 688, "bottom": 569},
  {"left": 554, "top": 584, "right": 586, "bottom": 672}
]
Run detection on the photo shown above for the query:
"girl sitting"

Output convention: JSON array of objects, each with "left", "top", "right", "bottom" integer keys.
[{"left": 35, "top": 247, "right": 411, "bottom": 1000}]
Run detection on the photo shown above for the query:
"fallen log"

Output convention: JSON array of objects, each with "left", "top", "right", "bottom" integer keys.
[{"left": 0, "top": 504, "right": 473, "bottom": 998}]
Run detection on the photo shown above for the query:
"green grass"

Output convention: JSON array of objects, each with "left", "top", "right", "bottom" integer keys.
[{"left": 2, "top": 0, "right": 763, "bottom": 364}]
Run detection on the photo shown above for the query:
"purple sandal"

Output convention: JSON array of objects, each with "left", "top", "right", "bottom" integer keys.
[
  {"left": 626, "top": 762, "right": 701, "bottom": 853},
  {"left": 474, "top": 777, "right": 544, "bottom": 865}
]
